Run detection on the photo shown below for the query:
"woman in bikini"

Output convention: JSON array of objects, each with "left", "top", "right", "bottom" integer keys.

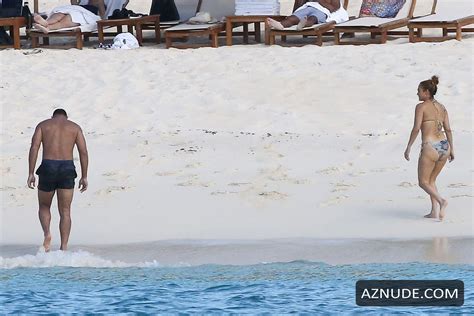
[{"left": 404, "top": 76, "right": 454, "bottom": 221}]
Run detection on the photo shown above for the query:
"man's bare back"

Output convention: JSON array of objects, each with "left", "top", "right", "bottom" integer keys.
[{"left": 38, "top": 118, "right": 82, "bottom": 160}]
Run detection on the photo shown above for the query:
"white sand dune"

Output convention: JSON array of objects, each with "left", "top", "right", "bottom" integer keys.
[{"left": 0, "top": 1, "right": 472, "bottom": 246}]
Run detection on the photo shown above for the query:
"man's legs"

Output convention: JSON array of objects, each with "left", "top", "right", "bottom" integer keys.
[
  {"left": 38, "top": 190, "right": 55, "bottom": 252},
  {"left": 57, "top": 188, "right": 74, "bottom": 251}
]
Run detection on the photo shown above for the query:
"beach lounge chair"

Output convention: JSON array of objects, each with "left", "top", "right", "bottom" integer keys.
[
  {"left": 139, "top": 0, "right": 201, "bottom": 42},
  {"left": 164, "top": 0, "right": 236, "bottom": 48},
  {"left": 28, "top": 0, "right": 101, "bottom": 49},
  {"left": 408, "top": 0, "right": 474, "bottom": 42},
  {"left": 268, "top": 0, "right": 350, "bottom": 46},
  {"left": 334, "top": 0, "right": 417, "bottom": 44},
  {"left": 28, "top": 0, "right": 138, "bottom": 49}
]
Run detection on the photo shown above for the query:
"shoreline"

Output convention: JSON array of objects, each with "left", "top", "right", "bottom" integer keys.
[{"left": 1, "top": 237, "right": 473, "bottom": 266}]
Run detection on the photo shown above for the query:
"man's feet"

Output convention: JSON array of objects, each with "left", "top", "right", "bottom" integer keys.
[
  {"left": 267, "top": 18, "right": 284, "bottom": 30},
  {"left": 424, "top": 211, "right": 437, "bottom": 219},
  {"left": 296, "top": 17, "right": 307, "bottom": 30},
  {"left": 439, "top": 199, "right": 448, "bottom": 221},
  {"left": 33, "top": 14, "right": 48, "bottom": 27},
  {"left": 43, "top": 234, "right": 51, "bottom": 252}
]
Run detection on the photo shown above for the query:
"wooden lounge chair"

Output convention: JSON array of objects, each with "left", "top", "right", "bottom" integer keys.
[
  {"left": 334, "top": 0, "right": 417, "bottom": 44},
  {"left": 268, "top": 0, "right": 350, "bottom": 46},
  {"left": 408, "top": 0, "right": 474, "bottom": 42},
  {"left": 0, "top": 16, "right": 27, "bottom": 49},
  {"left": 164, "top": 0, "right": 236, "bottom": 48},
  {"left": 28, "top": 0, "right": 99, "bottom": 49},
  {"left": 140, "top": 0, "right": 201, "bottom": 42}
]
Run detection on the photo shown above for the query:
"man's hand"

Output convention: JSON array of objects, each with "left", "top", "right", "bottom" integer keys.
[
  {"left": 79, "top": 178, "right": 88, "bottom": 193},
  {"left": 404, "top": 148, "right": 410, "bottom": 161},
  {"left": 27, "top": 174, "right": 36, "bottom": 189}
]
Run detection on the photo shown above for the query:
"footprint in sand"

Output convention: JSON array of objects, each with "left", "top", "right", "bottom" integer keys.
[
  {"left": 95, "top": 186, "right": 129, "bottom": 196},
  {"left": 331, "top": 183, "right": 355, "bottom": 192},
  {"left": 319, "top": 195, "right": 349, "bottom": 207},
  {"left": 258, "top": 191, "right": 288, "bottom": 200},
  {"left": 102, "top": 171, "right": 130, "bottom": 181},
  {"left": 185, "top": 162, "right": 202, "bottom": 169},
  {"left": 0, "top": 186, "right": 16, "bottom": 191},
  {"left": 448, "top": 183, "right": 470, "bottom": 188},
  {"left": 450, "top": 195, "right": 473, "bottom": 198},
  {"left": 228, "top": 182, "right": 251, "bottom": 187},
  {"left": 156, "top": 170, "right": 182, "bottom": 176},
  {"left": 211, "top": 190, "right": 239, "bottom": 195},
  {"left": 398, "top": 182, "right": 417, "bottom": 188},
  {"left": 370, "top": 167, "right": 400, "bottom": 173},
  {"left": 316, "top": 166, "right": 345, "bottom": 175}
]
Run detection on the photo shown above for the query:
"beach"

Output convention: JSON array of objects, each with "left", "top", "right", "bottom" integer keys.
[
  {"left": 1, "top": 0, "right": 473, "bottom": 313},
  {"left": 1, "top": 39, "right": 472, "bottom": 247}
]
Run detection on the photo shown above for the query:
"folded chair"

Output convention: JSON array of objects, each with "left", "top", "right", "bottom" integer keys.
[
  {"left": 268, "top": 0, "right": 350, "bottom": 46},
  {"left": 334, "top": 0, "right": 417, "bottom": 44},
  {"left": 164, "top": 0, "right": 236, "bottom": 48},
  {"left": 408, "top": 0, "right": 474, "bottom": 42}
]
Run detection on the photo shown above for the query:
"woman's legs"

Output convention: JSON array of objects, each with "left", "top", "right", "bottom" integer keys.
[
  {"left": 418, "top": 145, "right": 448, "bottom": 220},
  {"left": 33, "top": 13, "right": 79, "bottom": 32},
  {"left": 424, "top": 158, "right": 448, "bottom": 218},
  {"left": 47, "top": 15, "right": 79, "bottom": 31}
]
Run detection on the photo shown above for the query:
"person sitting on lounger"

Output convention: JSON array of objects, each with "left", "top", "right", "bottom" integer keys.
[
  {"left": 267, "top": 0, "right": 343, "bottom": 30},
  {"left": 32, "top": 0, "right": 106, "bottom": 33}
]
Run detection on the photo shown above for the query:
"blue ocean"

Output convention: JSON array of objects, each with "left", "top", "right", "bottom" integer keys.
[{"left": 1, "top": 251, "right": 473, "bottom": 314}]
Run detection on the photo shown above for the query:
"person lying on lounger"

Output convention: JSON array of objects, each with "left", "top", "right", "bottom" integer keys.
[
  {"left": 267, "top": 0, "right": 342, "bottom": 30},
  {"left": 32, "top": 0, "right": 107, "bottom": 33}
]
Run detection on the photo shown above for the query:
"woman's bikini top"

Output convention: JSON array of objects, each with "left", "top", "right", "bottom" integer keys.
[{"left": 422, "top": 99, "right": 445, "bottom": 136}]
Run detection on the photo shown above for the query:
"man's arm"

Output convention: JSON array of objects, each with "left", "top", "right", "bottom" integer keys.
[
  {"left": 28, "top": 124, "right": 42, "bottom": 188},
  {"left": 76, "top": 127, "right": 89, "bottom": 192}
]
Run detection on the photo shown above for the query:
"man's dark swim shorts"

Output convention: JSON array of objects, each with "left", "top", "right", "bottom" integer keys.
[{"left": 36, "top": 160, "right": 77, "bottom": 192}]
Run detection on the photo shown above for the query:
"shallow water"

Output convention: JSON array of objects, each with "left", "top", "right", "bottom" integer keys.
[{"left": 1, "top": 259, "right": 473, "bottom": 313}]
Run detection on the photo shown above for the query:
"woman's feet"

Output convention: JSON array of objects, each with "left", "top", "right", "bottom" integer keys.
[
  {"left": 424, "top": 211, "right": 437, "bottom": 219},
  {"left": 439, "top": 199, "right": 448, "bottom": 221},
  {"left": 33, "top": 23, "right": 50, "bottom": 34},
  {"left": 33, "top": 14, "right": 48, "bottom": 27}
]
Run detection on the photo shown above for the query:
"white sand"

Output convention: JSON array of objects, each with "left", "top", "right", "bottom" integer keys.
[{"left": 0, "top": 1, "right": 472, "bottom": 246}]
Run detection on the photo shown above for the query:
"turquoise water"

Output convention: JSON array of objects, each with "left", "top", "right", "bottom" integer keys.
[{"left": 1, "top": 261, "right": 473, "bottom": 313}]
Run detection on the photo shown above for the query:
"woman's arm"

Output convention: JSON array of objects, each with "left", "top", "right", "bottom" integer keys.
[
  {"left": 443, "top": 110, "right": 454, "bottom": 162},
  {"left": 404, "top": 103, "right": 423, "bottom": 161}
]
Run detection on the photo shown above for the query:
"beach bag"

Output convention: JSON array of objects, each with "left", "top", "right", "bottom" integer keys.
[
  {"left": 0, "top": 0, "right": 23, "bottom": 17},
  {"left": 360, "top": 0, "right": 406, "bottom": 18},
  {"left": 112, "top": 32, "right": 139, "bottom": 49},
  {"left": 149, "top": 0, "right": 180, "bottom": 22}
]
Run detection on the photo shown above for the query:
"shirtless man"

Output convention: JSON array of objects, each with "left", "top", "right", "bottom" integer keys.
[
  {"left": 27, "top": 109, "right": 89, "bottom": 252},
  {"left": 267, "top": 0, "right": 341, "bottom": 30}
]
